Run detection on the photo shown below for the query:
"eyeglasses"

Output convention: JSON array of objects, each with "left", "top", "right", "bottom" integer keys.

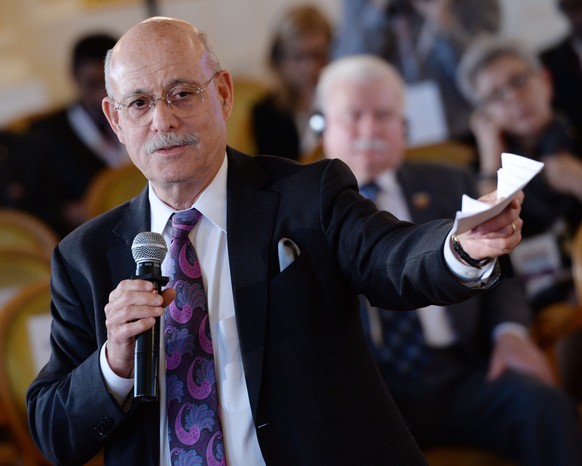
[
  {"left": 477, "top": 69, "right": 535, "bottom": 108},
  {"left": 113, "top": 71, "right": 221, "bottom": 127}
]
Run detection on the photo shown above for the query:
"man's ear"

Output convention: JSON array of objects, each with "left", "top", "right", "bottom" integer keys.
[
  {"left": 215, "top": 70, "right": 234, "bottom": 120},
  {"left": 102, "top": 97, "right": 125, "bottom": 144}
]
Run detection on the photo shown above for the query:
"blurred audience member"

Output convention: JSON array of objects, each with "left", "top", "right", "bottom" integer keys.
[
  {"left": 458, "top": 36, "right": 582, "bottom": 313},
  {"left": 25, "top": 32, "right": 126, "bottom": 235},
  {"left": 332, "top": 0, "right": 500, "bottom": 142},
  {"left": 315, "top": 54, "right": 582, "bottom": 466},
  {"left": 251, "top": 4, "right": 332, "bottom": 161},
  {"left": 540, "top": 0, "right": 582, "bottom": 132},
  {"left": 0, "top": 130, "right": 62, "bottom": 233}
]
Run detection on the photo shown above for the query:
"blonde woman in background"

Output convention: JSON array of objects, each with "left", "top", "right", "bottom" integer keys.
[{"left": 251, "top": 4, "right": 333, "bottom": 162}]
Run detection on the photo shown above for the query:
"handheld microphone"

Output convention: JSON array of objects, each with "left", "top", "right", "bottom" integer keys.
[{"left": 131, "top": 232, "right": 169, "bottom": 402}]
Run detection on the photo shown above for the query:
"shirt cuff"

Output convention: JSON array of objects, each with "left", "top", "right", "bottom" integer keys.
[
  {"left": 492, "top": 322, "right": 529, "bottom": 341},
  {"left": 443, "top": 231, "right": 496, "bottom": 283},
  {"left": 100, "top": 341, "right": 134, "bottom": 406}
]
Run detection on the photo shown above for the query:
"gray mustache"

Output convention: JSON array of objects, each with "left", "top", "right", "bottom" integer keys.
[
  {"left": 144, "top": 133, "right": 199, "bottom": 154},
  {"left": 351, "top": 138, "right": 389, "bottom": 151}
]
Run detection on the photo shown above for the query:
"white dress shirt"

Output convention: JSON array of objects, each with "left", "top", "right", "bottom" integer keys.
[{"left": 100, "top": 154, "right": 266, "bottom": 465}]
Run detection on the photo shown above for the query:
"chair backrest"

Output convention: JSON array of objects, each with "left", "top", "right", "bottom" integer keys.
[
  {"left": 226, "top": 77, "right": 269, "bottom": 154},
  {"left": 405, "top": 140, "right": 475, "bottom": 167},
  {"left": 0, "top": 209, "right": 58, "bottom": 259},
  {"left": 85, "top": 164, "right": 147, "bottom": 218},
  {"left": 0, "top": 280, "right": 52, "bottom": 465},
  {"left": 0, "top": 249, "right": 52, "bottom": 291}
]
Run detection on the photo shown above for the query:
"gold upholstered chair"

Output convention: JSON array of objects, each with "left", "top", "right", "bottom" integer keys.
[
  {"left": 0, "top": 209, "right": 58, "bottom": 260},
  {"left": 84, "top": 164, "right": 147, "bottom": 218},
  {"left": 0, "top": 281, "right": 52, "bottom": 465}
]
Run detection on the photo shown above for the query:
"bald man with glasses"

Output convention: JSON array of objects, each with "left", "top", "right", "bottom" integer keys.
[{"left": 28, "top": 17, "right": 526, "bottom": 466}]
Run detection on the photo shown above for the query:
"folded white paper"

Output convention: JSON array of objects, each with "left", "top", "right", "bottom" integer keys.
[{"left": 451, "top": 153, "right": 544, "bottom": 235}]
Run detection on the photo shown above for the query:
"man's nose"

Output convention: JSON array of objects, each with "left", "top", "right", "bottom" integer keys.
[{"left": 149, "top": 99, "right": 179, "bottom": 131}]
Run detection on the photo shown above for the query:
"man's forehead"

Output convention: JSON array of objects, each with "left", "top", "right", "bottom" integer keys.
[
  {"left": 111, "top": 65, "right": 206, "bottom": 97},
  {"left": 328, "top": 79, "right": 402, "bottom": 109},
  {"left": 109, "top": 44, "right": 208, "bottom": 95}
]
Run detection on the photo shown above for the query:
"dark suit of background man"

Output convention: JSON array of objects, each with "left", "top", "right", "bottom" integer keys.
[
  {"left": 316, "top": 54, "right": 582, "bottom": 466},
  {"left": 27, "top": 17, "right": 524, "bottom": 466}
]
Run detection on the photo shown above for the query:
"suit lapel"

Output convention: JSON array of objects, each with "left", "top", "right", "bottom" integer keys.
[
  {"left": 109, "top": 187, "right": 151, "bottom": 288},
  {"left": 397, "top": 164, "right": 439, "bottom": 224},
  {"left": 225, "top": 149, "right": 279, "bottom": 416}
]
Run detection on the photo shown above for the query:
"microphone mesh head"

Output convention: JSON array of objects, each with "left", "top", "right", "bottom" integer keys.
[{"left": 132, "top": 232, "right": 167, "bottom": 264}]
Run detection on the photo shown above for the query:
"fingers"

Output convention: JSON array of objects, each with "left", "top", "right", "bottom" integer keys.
[
  {"left": 472, "top": 192, "right": 524, "bottom": 237},
  {"left": 104, "top": 279, "right": 173, "bottom": 377},
  {"left": 161, "top": 287, "right": 177, "bottom": 307},
  {"left": 465, "top": 219, "right": 522, "bottom": 257},
  {"left": 531, "top": 364, "right": 558, "bottom": 387},
  {"left": 486, "top": 358, "right": 504, "bottom": 382},
  {"left": 481, "top": 216, "right": 522, "bottom": 240},
  {"left": 457, "top": 202, "right": 523, "bottom": 260},
  {"left": 106, "top": 280, "right": 165, "bottom": 334}
]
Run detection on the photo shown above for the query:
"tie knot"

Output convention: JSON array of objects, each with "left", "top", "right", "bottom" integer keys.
[
  {"left": 360, "top": 181, "right": 380, "bottom": 201},
  {"left": 171, "top": 209, "right": 202, "bottom": 238}
]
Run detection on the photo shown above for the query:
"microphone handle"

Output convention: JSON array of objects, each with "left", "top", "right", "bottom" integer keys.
[{"left": 133, "top": 263, "right": 169, "bottom": 402}]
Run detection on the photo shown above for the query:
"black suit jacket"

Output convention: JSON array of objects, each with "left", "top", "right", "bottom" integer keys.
[
  {"left": 251, "top": 94, "right": 300, "bottom": 160},
  {"left": 0, "top": 131, "right": 63, "bottom": 233},
  {"left": 27, "top": 149, "right": 504, "bottom": 466},
  {"left": 27, "top": 107, "right": 108, "bottom": 201}
]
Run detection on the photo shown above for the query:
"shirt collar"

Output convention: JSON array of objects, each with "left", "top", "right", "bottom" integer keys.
[
  {"left": 148, "top": 153, "right": 228, "bottom": 234},
  {"left": 366, "top": 169, "right": 399, "bottom": 193}
]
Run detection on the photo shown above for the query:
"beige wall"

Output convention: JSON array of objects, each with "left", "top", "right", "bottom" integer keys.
[{"left": 0, "top": 0, "right": 568, "bottom": 126}]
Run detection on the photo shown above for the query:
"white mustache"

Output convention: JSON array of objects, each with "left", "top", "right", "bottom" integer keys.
[
  {"left": 144, "top": 133, "right": 199, "bottom": 154},
  {"left": 351, "top": 138, "right": 389, "bottom": 151}
]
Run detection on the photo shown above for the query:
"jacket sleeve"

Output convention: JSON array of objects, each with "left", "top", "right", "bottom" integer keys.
[
  {"left": 318, "top": 159, "right": 504, "bottom": 310},
  {"left": 27, "top": 239, "right": 134, "bottom": 465}
]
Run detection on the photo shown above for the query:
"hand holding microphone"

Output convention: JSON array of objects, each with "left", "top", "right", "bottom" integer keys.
[
  {"left": 103, "top": 232, "right": 175, "bottom": 401},
  {"left": 131, "top": 232, "right": 169, "bottom": 401}
]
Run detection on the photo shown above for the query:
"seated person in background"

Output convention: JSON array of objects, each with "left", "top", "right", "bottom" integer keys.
[
  {"left": 332, "top": 0, "right": 501, "bottom": 142},
  {"left": 540, "top": 0, "right": 582, "bottom": 132},
  {"left": 25, "top": 32, "right": 127, "bottom": 236},
  {"left": 0, "top": 129, "right": 62, "bottom": 234},
  {"left": 457, "top": 36, "right": 582, "bottom": 314},
  {"left": 315, "top": 54, "right": 582, "bottom": 466},
  {"left": 251, "top": 4, "right": 332, "bottom": 161}
]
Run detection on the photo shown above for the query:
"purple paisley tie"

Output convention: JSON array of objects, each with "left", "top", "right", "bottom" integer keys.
[{"left": 165, "top": 209, "right": 227, "bottom": 466}]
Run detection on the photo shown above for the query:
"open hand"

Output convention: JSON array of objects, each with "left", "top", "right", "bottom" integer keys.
[{"left": 455, "top": 190, "right": 524, "bottom": 261}]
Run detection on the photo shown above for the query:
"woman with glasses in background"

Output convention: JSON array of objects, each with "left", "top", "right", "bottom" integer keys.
[
  {"left": 458, "top": 36, "right": 582, "bottom": 403},
  {"left": 250, "top": 4, "right": 333, "bottom": 162}
]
